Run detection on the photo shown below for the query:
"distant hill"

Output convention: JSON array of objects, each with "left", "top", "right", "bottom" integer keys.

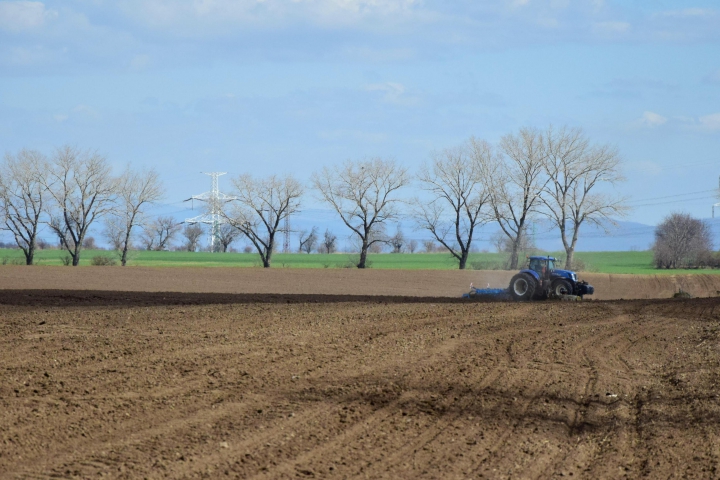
[{"left": 289, "top": 212, "right": 720, "bottom": 253}]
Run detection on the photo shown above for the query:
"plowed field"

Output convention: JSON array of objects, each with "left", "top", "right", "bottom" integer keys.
[{"left": 1, "top": 268, "right": 720, "bottom": 479}]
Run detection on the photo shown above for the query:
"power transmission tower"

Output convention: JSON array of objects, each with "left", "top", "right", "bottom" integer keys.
[
  {"left": 184, "top": 172, "right": 237, "bottom": 252},
  {"left": 283, "top": 215, "right": 290, "bottom": 253}
]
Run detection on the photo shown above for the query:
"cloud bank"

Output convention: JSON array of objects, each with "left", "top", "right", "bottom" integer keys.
[{"left": 0, "top": 1, "right": 718, "bottom": 73}]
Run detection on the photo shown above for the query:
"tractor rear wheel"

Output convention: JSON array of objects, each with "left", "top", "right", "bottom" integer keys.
[
  {"left": 551, "top": 279, "right": 573, "bottom": 298},
  {"left": 509, "top": 273, "right": 536, "bottom": 301}
]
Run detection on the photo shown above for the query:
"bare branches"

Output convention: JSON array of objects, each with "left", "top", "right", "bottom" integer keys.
[
  {"left": 44, "top": 146, "right": 116, "bottom": 266},
  {"left": 223, "top": 174, "right": 303, "bottom": 267},
  {"left": 140, "top": 216, "right": 181, "bottom": 251},
  {"left": 0, "top": 149, "right": 49, "bottom": 265},
  {"left": 298, "top": 226, "right": 319, "bottom": 254},
  {"left": 490, "top": 127, "right": 549, "bottom": 269},
  {"left": 321, "top": 229, "right": 337, "bottom": 254},
  {"left": 110, "top": 166, "right": 164, "bottom": 265},
  {"left": 312, "top": 158, "right": 408, "bottom": 268},
  {"left": 540, "top": 125, "right": 628, "bottom": 269},
  {"left": 217, "top": 224, "right": 240, "bottom": 252},
  {"left": 182, "top": 224, "right": 204, "bottom": 252},
  {"left": 413, "top": 139, "right": 493, "bottom": 269},
  {"left": 653, "top": 213, "right": 712, "bottom": 268}
]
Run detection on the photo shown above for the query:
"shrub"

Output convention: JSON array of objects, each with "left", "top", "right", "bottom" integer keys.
[
  {"left": 567, "top": 258, "right": 596, "bottom": 272},
  {"left": 653, "top": 213, "right": 713, "bottom": 269},
  {"left": 90, "top": 255, "right": 117, "bottom": 266}
]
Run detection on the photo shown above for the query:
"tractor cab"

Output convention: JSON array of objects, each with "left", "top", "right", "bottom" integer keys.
[{"left": 527, "top": 256, "right": 555, "bottom": 279}]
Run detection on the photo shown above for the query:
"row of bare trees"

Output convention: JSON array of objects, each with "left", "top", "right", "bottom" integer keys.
[
  {"left": 214, "top": 125, "right": 625, "bottom": 270},
  {"left": 0, "top": 146, "right": 164, "bottom": 266},
  {"left": 413, "top": 126, "right": 626, "bottom": 270},
  {"left": 1, "top": 125, "right": 626, "bottom": 269}
]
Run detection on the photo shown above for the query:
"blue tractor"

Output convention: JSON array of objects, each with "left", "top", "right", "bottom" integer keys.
[{"left": 508, "top": 256, "right": 594, "bottom": 301}]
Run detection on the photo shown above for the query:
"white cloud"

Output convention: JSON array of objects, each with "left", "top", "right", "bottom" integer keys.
[
  {"left": 0, "top": 44, "right": 54, "bottom": 66},
  {"left": 115, "top": 0, "right": 422, "bottom": 32},
  {"left": 636, "top": 111, "right": 667, "bottom": 127},
  {"left": 657, "top": 8, "right": 717, "bottom": 19},
  {"left": 365, "top": 81, "right": 419, "bottom": 105},
  {"left": 0, "top": 1, "right": 56, "bottom": 32},
  {"left": 594, "top": 20, "right": 630, "bottom": 33},
  {"left": 698, "top": 113, "right": 720, "bottom": 131}
]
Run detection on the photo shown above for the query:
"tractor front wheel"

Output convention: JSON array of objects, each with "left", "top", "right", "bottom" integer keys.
[
  {"left": 551, "top": 279, "right": 573, "bottom": 298},
  {"left": 509, "top": 273, "right": 536, "bottom": 301}
]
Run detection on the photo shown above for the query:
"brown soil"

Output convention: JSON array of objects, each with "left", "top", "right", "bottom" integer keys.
[
  {"left": 3, "top": 266, "right": 720, "bottom": 300},
  {"left": 1, "top": 269, "right": 720, "bottom": 479}
]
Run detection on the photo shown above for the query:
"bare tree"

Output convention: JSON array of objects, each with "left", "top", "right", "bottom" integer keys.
[
  {"left": 490, "top": 128, "right": 548, "bottom": 270},
  {"left": 106, "top": 167, "right": 164, "bottom": 266},
  {"left": 140, "top": 216, "right": 181, "bottom": 251},
  {"left": 422, "top": 239, "right": 435, "bottom": 253},
  {"left": 653, "top": 213, "right": 713, "bottom": 269},
  {"left": 104, "top": 216, "right": 125, "bottom": 251},
  {"left": 223, "top": 174, "right": 303, "bottom": 268},
  {"left": 389, "top": 225, "right": 406, "bottom": 253},
  {"left": 312, "top": 158, "right": 408, "bottom": 268},
  {"left": 298, "top": 226, "right": 319, "bottom": 254},
  {"left": 217, "top": 223, "right": 239, "bottom": 252},
  {"left": 368, "top": 236, "right": 385, "bottom": 253},
  {"left": 413, "top": 140, "right": 493, "bottom": 269},
  {"left": 45, "top": 146, "right": 117, "bottom": 266},
  {"left": 491, "top": 226, "right": 536, "bottom": 254},
  {"left": 540, "top": 126, "right": 627, "bottom": 270},
  {"left": 321, "top": 228, "right": 337, "bottom": 253},
  {"left": 0, "top": 149, "right": 50, "bottom": 265},
  {"left": 182, "top": 223, "right": 203, "bottom": 252},
  {"left": 408, "top": 238, "right": 418, "bottom": 253},
  {"left": 83, "top": 236, "right": 97, "bottom": 249}
]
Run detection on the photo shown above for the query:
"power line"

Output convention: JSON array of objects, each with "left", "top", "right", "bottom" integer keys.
[{"left": 184, "top": 173, "right": 237, "bottom": 252}]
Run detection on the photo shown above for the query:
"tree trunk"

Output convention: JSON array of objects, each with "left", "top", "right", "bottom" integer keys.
[
  {"left": 509, "top": 239, "right": 520, "bottom": 270},
  {"left": 121, "top": 229, "right": 132, "bottom": 266},
  {"left": 565, "top": 249, "right": 574, "bottom": 270},
  {"left": 357, "top": 242, "right": 369, "bottom": 269},
  {"left": 24, "top": 243, "right": 35, "bottom": 266},
  {"left": 263, "top": 237, "right": 274, "bottom": 268},
  {"left": 564, "top": 223, "right": 581, "bottom": 271},
  {"left": 459, "top": 249, "right": 468, "bottom": 270}
]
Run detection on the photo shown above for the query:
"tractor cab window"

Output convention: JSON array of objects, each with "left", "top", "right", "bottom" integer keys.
[
  {"left": 547, "top": 259, "right": 555, "bottom": 270},
  {"left": 528, "top": 258, "right": 543, "bottom": 274}
]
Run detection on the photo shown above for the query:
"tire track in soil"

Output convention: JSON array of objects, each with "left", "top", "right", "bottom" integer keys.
[
  {"left": 244, "top": 324, "right": 503, "bottom": 479},
  {"left": 567, "top": 312, "right": 688, "bottom": 479},
  {"left": 236, "top": 306, "right": 520, "bottom": 478},
  {"left": 4, "top": 297, "right": 720, "bottom": 479}
]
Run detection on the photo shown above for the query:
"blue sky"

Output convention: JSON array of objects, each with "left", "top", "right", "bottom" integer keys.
[{"left": 1, "top": 0, "right": 719, "bottom": 247}]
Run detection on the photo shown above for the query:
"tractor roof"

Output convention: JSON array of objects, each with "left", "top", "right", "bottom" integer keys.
[{"left": 529, "top": 256, "right": 557, "bottom": 261}]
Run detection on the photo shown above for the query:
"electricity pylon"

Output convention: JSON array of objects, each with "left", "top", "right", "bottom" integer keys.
[
  {"left": 185, "top": 172, "right": 237, "bottom": 252},
  {"left": 283, "top": 215, "right": 290, "bottom": 252},
  {"left": 714, "top": 176, "right": 720, "bottom": 218}
]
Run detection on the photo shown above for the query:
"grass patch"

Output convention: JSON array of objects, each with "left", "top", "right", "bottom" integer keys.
[{"left": 1, "top": 248, "right": 719, "bottom": 275}]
